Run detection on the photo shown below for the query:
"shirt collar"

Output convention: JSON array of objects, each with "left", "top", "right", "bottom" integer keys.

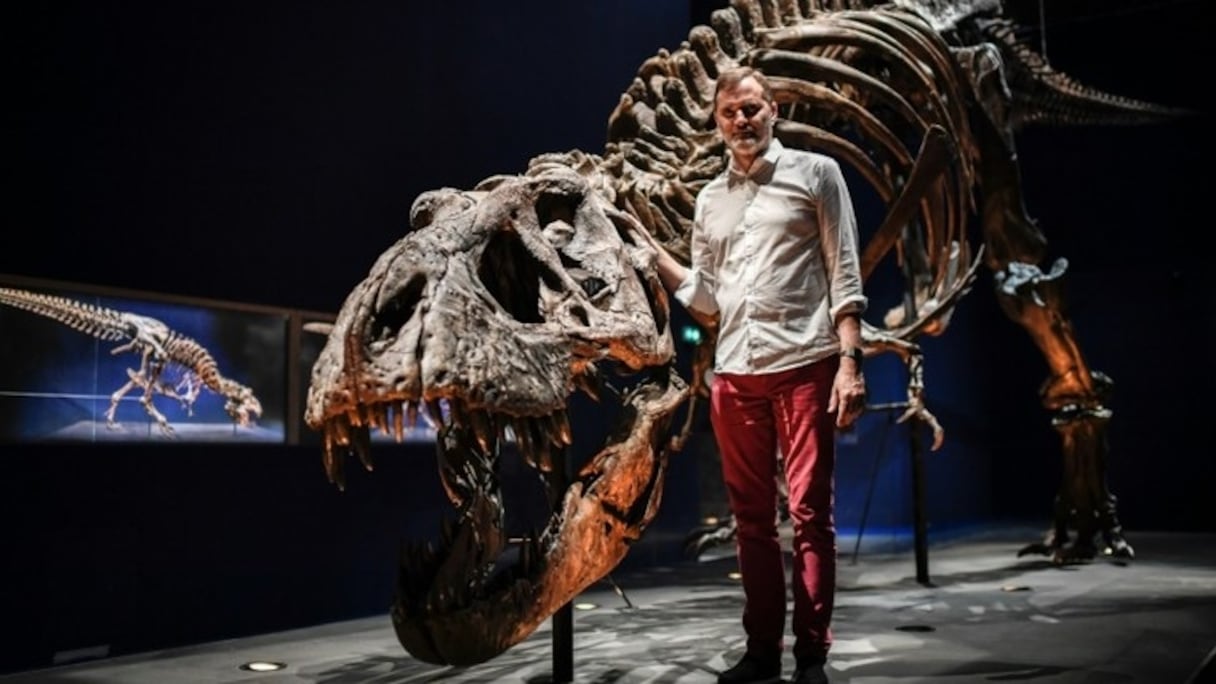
[{"left": 727, "top": 138, "right": 784, "bottom": 186}]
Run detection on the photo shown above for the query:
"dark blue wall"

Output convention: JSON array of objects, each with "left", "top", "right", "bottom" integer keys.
[{"left": 2, "top": 0, "right": 1211, "bottom": 674}]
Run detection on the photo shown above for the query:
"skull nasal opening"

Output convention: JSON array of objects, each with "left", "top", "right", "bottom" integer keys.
[
  {"left": 369, "top": 274, "right": 426, "bottom": 343},
  {"left": 479, "top": 231, "right": 564, "bottom": 323}
]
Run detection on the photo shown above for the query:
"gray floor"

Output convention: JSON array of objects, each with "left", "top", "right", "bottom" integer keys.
[{"left": 4, "top": 526, "right": 1214, "bottom": 684}]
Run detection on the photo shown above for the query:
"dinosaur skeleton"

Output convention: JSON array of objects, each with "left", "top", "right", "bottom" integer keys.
[
  {"left": 305, "top": 0, "right": 1185, "bottom": 665},
  {"left": 0, "top": 286, "right": 263, "bottom": 435}
]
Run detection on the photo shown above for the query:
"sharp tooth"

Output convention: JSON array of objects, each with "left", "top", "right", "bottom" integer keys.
[
  {"left": 407, "top": 401, "right": 420, "bottom": 430},
  {"left": 528, "top": 418, "right": 554, "bottom": 472},
  {"left": 353, "top": 425, "right": 374, "bottom": 472},
  {"left": 325, "top": 424, "right": 347, "bottom": 491},
  {"left": 375, "top": 405, "right": 390, "bottom": 436},
  {"left": 322, "top": 429, "right": 336, "bottom": 482},
  {"left": 448, "top": 400, "right": 467, "bottom": 429},
  {"left": 425, "top": 399, "right": 445, "bottom": 429},
  {"left": 334, "top": 417, "right": 351, "bottom": 446},
  {"left": 535, "top": 434, "right": 554, "bottom": 473},
  {"left": 470, "top": 410, "right": 495, "bottom": 454},
  {"left": 541, "top": 414, "right": 561, "bottom": 448},
  {"left": 392, "top": 401, "right": 405, "bottom": 442},
  {"left": 553, "top": 409, "right": 573, "bottom": 445},
  {"left": 575, "top": 370, "right": 602, "bottom": 401},
  {"left": 513, "top": 418, "right": 535, "bottom": 461}
]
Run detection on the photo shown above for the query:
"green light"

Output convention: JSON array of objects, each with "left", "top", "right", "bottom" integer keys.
[{"left": 680, "top": 325, "right": 702, "bottom": 344}]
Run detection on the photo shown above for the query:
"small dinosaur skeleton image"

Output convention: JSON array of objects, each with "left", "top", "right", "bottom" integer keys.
[
  {"left": 0, "top": 286, "right": 263, "bottom": 435},
  {"left": 306, "top": 0, "right": 1186, "bottom": 665}
]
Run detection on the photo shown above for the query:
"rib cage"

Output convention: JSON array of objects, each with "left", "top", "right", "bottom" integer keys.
[
  {"left": 161, "top": 335, "right": 223, "bottom": 393},
  {"left": 601, "top": 0, "right": 1183, "bottom": 351},
  {"left": 604, "top": 0, "right": 984, "bottom": 356}
]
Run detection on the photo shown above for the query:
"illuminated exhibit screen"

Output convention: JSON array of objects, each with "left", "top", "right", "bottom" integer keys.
[{"left": 0, "top": 283, "right": 288, "bottom": 443}]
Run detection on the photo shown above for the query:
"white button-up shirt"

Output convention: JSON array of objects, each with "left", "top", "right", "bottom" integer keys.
[{"left": 675, "top": 139, "right": 867, "bottom": 375}]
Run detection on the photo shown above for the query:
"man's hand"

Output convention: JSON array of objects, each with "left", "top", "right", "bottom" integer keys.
[
  {"left": 627, "top": 223, "right": 689, "bottom": 294},
  {"left": 829, "top": 362, "right": 866, "bottom": 429},
  {"left": 625, "top": 224, "right": 659, "bottom": 272}
]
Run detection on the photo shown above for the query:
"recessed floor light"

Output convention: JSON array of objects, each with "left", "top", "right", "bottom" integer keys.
[
  {"left": 239, "top": 661, "right": 286, "bottom": 672},
  {"left": 574, "top": 602, "right": 599, "bottom": 610}
]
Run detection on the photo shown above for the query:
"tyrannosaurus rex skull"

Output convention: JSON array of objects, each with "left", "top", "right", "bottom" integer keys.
[{"left": 305, "top": 155, "right": 687, "bottom": 665}]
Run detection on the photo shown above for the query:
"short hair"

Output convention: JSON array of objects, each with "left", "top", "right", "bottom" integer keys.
[{"left": 713, "top": 66, "right": 775, "bottom": 106}]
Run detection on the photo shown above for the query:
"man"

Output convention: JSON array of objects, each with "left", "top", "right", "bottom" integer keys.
[{"left": 640, "top": 66, "right": 867, "bottom": 684}]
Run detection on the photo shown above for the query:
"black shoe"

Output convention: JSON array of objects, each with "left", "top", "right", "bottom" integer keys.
[
  {"left": 792, "top": 661, "right": 829, "bottom": 684},
  {"left": 717, "top": 653, "right": 782, "bottom": 684}
]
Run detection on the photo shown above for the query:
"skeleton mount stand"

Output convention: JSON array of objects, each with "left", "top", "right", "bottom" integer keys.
[
  {"left": 544, "top": 446, "right": 634, "bottom": 683},
  {"left": 853, "top": 349, "right": 938, "bottom": 588}
]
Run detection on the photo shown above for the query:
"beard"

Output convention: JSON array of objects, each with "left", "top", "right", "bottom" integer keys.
[{"left": 726, "top": 128, "right": 770, "bottom": 158}]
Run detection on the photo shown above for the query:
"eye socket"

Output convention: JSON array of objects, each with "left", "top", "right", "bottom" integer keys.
[{"left": 536, "top": 190, "right": 580, "bottom": 226}]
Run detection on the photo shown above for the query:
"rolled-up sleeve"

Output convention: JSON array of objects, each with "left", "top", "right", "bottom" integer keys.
[
  {"left": 675, "top": 270, "right": 718, "bottom": 316},
  {"left": 674, "top": 203, "right": 720, "bottom": 317},
  {"left": 817, "top": 158, "right": 867, "bottom": 323}
]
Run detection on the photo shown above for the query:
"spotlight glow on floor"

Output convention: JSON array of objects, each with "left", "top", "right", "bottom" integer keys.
[{"left": 239, "top": 661, "right": 286, "bottom": 672}]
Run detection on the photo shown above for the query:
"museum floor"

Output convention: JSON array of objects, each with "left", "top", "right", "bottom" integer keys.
[{"left": 3, "top": 525, "right": 1213, "bottom": 684}]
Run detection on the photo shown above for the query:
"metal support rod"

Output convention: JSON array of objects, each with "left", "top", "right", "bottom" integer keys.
[
  {"left": 851, "top": 403, "right": 901, "bottom": 564},
  {"left": 895, "top": 231, "right": 931, "bottom": 585},
  {"left": 552, "top": 602, "right": 573, "bottom": 683},
  {"left": 908, "top": 418, "right": 931, "bottom": 585},
  {"left": 551, "top": 445, "right": 574, "bottom": 683}
]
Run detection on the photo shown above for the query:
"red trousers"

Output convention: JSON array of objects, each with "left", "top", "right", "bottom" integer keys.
[{"left": 711, "top": 357, "right": 837, "bottom": 663}]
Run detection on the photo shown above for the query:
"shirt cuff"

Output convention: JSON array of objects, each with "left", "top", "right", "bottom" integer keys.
[
  {"left": 830, "top": 295, "right": 867, "bottom": 324},
  {"left": 674, "top": 271, "right": 718, "bottom": 316}
]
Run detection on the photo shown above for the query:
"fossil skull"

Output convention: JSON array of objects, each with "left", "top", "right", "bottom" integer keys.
[{"left": 305, "top": 153, "right": 686, "bottom": 664}]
